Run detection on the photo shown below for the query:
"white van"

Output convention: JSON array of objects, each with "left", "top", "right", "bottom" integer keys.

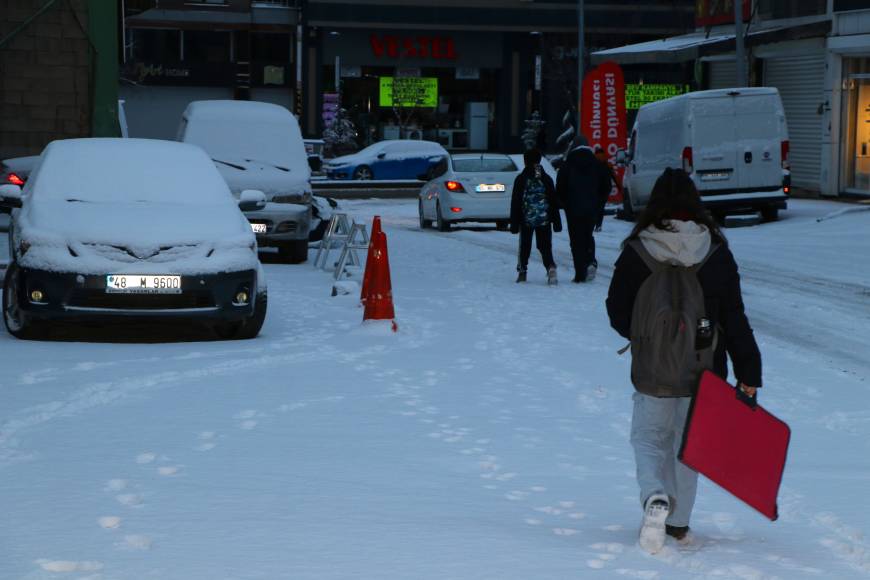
[{"left": 621, "top": 87, "right": 789, "bottom": 222}]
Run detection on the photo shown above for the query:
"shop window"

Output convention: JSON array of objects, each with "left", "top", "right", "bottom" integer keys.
[
  {"left": 756, "top": 0, "right": 826, "bottom": 19},
  {"left": 840, "top": 58, "right": 870, "bottom": 193},
  {"left": 129, "top": 28, "right": 181, "bottom": 62},
  {"left": 184, "top": 30, "right": 231, "bottom": 63}
]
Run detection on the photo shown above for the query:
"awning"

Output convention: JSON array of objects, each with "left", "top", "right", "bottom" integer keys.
[
  {"left": 591, "top": 20, "right": 831, "bottom": 65},
  {"left": 125, "top": 8, "right": 295, "bottom": 30}
]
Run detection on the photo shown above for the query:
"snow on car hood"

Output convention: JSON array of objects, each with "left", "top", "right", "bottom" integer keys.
[
  {"left": 17, "top": 198, "right": 258, "bottom": 275},
  {"left": 213, "top": 158, "right": 311, "bottom": 198}
]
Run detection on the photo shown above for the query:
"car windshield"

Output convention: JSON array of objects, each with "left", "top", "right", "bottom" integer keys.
[
  {"left": 184, "top": 120, "right": 303, "bottom": 170},
  {"left": 29, "top": 139, "right": 232, "bottom": 206},
  {"left": 452, "top": 156, "right": 518, "bottom": 173}
]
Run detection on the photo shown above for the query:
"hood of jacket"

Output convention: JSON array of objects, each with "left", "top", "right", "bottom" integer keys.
[{"left": 638, "top": 220, "right": 712, "bottom": 267}]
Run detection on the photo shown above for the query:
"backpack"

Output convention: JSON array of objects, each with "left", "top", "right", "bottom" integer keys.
[
  {"left": 522, "top": 174, "right": 549, "bottom": 228},
  {"left": 624, "top": 239, "right": 719, "bottom": 397}
]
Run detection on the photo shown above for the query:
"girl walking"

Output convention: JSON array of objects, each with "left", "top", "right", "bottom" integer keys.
[{"left": 606, "top": 168, "right": 762, "bottom": 553}]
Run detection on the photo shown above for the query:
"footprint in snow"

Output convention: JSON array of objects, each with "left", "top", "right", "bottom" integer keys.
[
  {"left": 234, "top": 409, "right": 260, "bottom": 430},
  {"left": 195, "top": 431, "right": 217, "bottom": 451},
  {"left": 116, "top": 493, "right": 144, "bottom": 507},
  {"left": 117, "top": 534, "right": 152, "bottom": 551},
  {"left": 136, "top": 452, "right": 157, "bottom": 464},
  {"left": 36, "top": 560, "right": 103, "bottom": 573},
  {"left": 98, "top": 516, "right": 122, "bottom": 529},
  {"left": 157, "top": 465, "right": 182, "bottom": 477},
  {"left": 104, "top": 479, "right": 127, "bottom": 492}
]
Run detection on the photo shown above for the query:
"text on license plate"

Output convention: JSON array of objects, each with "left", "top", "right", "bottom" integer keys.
[
  {"left": 251, "top": 223, "right": 268, "bottom": 234},
  {"left": 476, "top": 183, "right": 505, "bottom": 192},
  {"left": 106, "top": 275, "right": 182, "bottom": 294}
]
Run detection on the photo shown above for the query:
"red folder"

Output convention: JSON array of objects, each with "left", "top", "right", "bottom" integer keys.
[{"left": 679, "top": 371, "right": 791, "bottom": 521}]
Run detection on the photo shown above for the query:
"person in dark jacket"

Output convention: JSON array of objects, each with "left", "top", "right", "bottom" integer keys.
[
  {"left": 594, "top": 146, "right": 621, "bottom": 232},
  {"left": 510, "top": 149, "right": 563, "bottom": 284},
  {"left": 556, "top": 135, "right": 612, "bottom": 282},
  {"left": 605, "top": 168, "right": 762, "bottom": 553}
]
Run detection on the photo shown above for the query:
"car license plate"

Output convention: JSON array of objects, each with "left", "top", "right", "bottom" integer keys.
[
  {"left": 251, "top": 223, "right": 268, "bottom": 234},
  {"left": 106, "top": 275, "right": 182, "bottom": 294},
  {"left": 700, "top": 172, "right": 732, "bottom": 181},
  {"left": 476, "top": 183, "right": 505, "bottom": 192}
]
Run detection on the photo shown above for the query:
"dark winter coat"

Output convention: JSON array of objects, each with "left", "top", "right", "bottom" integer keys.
[
  {"left": 556, "top": 147, "right": 612, "bottom": 218},
  {"left": 510, "top": 167, "right": 563, "bottom": 234},
  {"left": 606, "top": 241, "right": 763, "bottom": 390}
]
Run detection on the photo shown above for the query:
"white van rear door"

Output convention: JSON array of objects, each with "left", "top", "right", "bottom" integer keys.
[
  {"left": 734, "top": 94, "right": 784, "bottom": 190},
  {"left": 690, "top": 96, "right": 740, "bottom": 191}
]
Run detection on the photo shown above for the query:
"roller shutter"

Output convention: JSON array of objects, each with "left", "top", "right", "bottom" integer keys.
[{"left": 764, "top": 53, "right": 825, "bottom": 190}]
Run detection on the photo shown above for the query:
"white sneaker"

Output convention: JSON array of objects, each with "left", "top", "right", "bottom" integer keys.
[
  {"left": 639, "top": 494, "right": 669, "bottom": 554},
  {"left": 547, "top": 267, "right": 558, "bottom": 286},
  {"left": 586, "top": 263, "right": 597, "bottom": 282}
]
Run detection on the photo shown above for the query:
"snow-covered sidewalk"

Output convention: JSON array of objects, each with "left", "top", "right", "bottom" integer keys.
[{"left": 1, "top": 199, "right": 869, "bottom": 579}]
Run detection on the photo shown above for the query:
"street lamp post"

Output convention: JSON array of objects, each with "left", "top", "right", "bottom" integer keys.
[
  {"left": 577, "top": 0, "right": 585, "bottom": 128},
  {"left": 735, "top": 0, "right": 747, "bottom": 86}
]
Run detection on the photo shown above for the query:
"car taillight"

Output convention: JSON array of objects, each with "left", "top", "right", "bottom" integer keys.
[
  {"left": 781, "top": 140, "right": 790, "bottom": 170},
  {"left": 681, "top": 147, "right": 693, "bottom": 174},
  {"left": 7, "top": 173, "right": 24, "bottom": 186},
  {"left": 445, "top": 180, "right": 465, "bottom": 193}
]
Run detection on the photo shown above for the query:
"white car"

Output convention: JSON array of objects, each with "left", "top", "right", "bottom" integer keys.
[
  {"left": 0, "top": 138, "right": 266, "bottom": 340},
  {"left": 418, "top": 153, "right": 557, "bottom": 231},
  {"left": 178, "top": 100, "right": 313, "bottom": 263}
]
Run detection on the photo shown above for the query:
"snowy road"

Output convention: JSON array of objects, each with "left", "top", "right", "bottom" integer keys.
[{"left": 1, "top": 199, "right": 869, "bottom": 579}]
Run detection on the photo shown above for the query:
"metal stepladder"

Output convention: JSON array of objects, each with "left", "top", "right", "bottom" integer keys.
[{"left": 313, "top": 214, "right": 370, "bottom": 280}]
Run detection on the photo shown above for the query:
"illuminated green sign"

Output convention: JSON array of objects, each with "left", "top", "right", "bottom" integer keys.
[
  {"left": 625, "top": 83, "right": 691, "bottom": 109},
  {"left": 379, "top": 77, "right": 438, "bottom": 108}
]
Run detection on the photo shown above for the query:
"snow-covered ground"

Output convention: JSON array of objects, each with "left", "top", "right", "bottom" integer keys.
[{"left": 1, "top": 199, "right": 869, "bottom": 579}]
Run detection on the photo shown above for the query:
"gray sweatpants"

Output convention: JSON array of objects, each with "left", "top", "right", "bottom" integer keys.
[{"left": 629, "top": 392, "right": 699, "bottom": 527}]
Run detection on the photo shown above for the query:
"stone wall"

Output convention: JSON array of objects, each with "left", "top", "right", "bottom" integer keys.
[{"left": 0, "top": 0, "right": 91, "bottom": 159}]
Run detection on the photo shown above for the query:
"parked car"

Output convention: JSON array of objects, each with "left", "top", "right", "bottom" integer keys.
[
  {"left": 418, "top": 153, "right": 526, "bottom": 231},
  {"left": 0, "top": 138, "right": 266, "bottom": 340},
  {"left": 619, "top": 87, "right": 789, "bottom": 222},
  {"left": 178, "top": 100, "right": 312, "bottom": 263},
  {"left": 304, "top": 139, "right": 325, "bottom": 172},
  {"left": 1, "top": 155, "right": 38, "bottom": 189},
  {"left": 324, "top": 140, "right": 447, "bottom": 180}
]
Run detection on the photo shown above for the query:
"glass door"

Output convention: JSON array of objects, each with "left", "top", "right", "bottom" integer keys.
[{"left": 840, "top": 58, "right": 870, "bottom": 194}]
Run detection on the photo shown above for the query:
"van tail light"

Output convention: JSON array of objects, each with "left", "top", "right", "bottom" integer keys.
[
  {"left": 7, "top": 173, "right": 24, "bottom": 186},
  {"left": 781, "top": 140, "right": 790, "bottom": 170},
  {"left": 445, "top": 180, "right": 465, "bottom": 193},
  {"left": 681, "top": 147, "right": 693, "bottom": 174}
]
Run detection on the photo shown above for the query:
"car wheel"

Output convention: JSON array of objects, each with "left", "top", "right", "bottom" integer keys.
[
  {"left": 760, "top": 207, "right": 779, "bottom": 223},
  {"left": 621, "top": 189, "right": 636, "bottom": 222},
  {"left": 3, "top": 264, "right": 45, "bottom": 340},
  {"left": 279, "top": 240, "right": 308, "bottom": 264},
  {"left": 436, "top": 203, "right": 451, "bottom": 232},
  {"left": 353, "top": 166, "right": 373, "bottom": 180},
  {"left": 418, "top": 200, "right": 431, "bottom": 229}
]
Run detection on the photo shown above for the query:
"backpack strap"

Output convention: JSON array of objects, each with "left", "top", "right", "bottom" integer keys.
[
  {"left": 689, "top": 242, "right": 720, "bottom": 273},
  {"left": 627, "top": 239, "right": 666, "bottom": 273}
]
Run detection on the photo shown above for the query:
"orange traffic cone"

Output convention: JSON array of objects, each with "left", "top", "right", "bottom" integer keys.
[
  {"left": 362, "top": 230, "right": 397, "bottom": 331},
  {"left": 360, "top": 215, "right": 383, "bottom": 304}
]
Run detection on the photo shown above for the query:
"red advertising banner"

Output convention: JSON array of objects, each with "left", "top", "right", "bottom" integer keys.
[
  {"left": 581, "top": 61, "right": 626, "bottom": 204},
  {"left": 696, "top": 0, "right": 750, "bottom": 27}
]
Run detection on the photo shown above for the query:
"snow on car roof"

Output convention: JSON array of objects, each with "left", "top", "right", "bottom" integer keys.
[
  {"left": 29, "top": 138, "right": 233, "bottom": 205},
  {"left": 183, "top": 100, "right": 294, "bottom": 123},
  {"left": 180, "top": 100, "right": 310, "bottom": 182}
]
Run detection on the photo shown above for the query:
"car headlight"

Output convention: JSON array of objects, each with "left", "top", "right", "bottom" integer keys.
[{"left": 272, "top": 192, "right": 312, "bottom": 204}]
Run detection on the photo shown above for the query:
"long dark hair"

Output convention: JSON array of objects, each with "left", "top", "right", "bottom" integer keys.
[{"left": 624, "top": 168, "right": 726, "bottom": 247}]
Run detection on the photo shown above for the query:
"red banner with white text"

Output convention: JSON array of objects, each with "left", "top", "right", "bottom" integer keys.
[{"left": 581, "top": 61, "right": 626, "bottom": 204}]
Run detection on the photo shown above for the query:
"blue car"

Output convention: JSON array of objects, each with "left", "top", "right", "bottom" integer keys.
[{"left": 324, "top": 140, "right": 447, "bottom": 181}]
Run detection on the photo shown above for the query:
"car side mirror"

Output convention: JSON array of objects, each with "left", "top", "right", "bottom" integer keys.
[
  {"left": 377, "top": 152, "right": 386, "bottom": 159},
  {"left": 0, "top": 184, "right": 23, "bottom": 209},
  {"left": 239, "top": 189, "right": 267, "bottom": 212},
  {"left": 615, "top": 149, "right": 628, "bottom": 167}
]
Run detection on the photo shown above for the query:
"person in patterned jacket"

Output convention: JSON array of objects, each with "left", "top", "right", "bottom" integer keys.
[{"left": 510, "top": 149, "right": 563, "bottom": 284}]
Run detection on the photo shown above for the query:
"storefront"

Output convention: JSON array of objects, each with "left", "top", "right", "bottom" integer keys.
[
  {"left": 317, "top": 30, "right": 507, "bottom": 151},
  {"left": 839, "top": 57, "right": 870, "bottom": 195}
]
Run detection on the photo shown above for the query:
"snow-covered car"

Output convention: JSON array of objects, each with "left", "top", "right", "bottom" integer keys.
[
  {"left": 324, "top": 140, "right": 447, "bottom": 181},
  {"left": 418, "top": 153, "right": 529, "bottom": 231},
  {"left": 178, "top": 100, "right": 312, "bottom": 263},
  {"left": 0, "top": 138, "right": 266, "bottom": 340}
]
